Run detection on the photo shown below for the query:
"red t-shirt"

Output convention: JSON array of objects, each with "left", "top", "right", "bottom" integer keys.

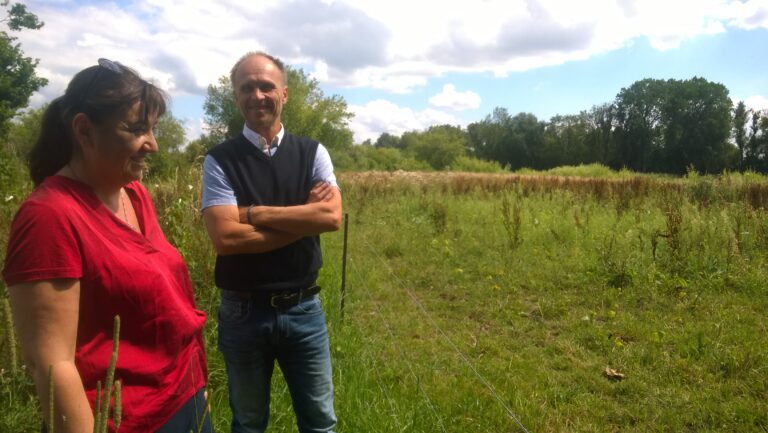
[{"left": 3, "top": 176, "right": 207, "bottom": 433}]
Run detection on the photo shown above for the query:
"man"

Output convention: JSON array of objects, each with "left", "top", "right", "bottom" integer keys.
[{"left": 201, "top": 51, "right": 341, "bottom": 433}]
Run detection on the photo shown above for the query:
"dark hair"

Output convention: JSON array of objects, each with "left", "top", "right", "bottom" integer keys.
[
  {"left": 229, "top": 51, "right": 288, "bottom": 91},
  {"left": 28, "top": 61, "right": 167, "bottom": 186}
]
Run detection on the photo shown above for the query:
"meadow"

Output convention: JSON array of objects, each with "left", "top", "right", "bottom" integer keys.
[{"left": 1, "top": 164, "right": 767, "bottom": 432}]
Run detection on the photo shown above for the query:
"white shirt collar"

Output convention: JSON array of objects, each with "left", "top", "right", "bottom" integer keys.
[{"left": 242, "top": 124, "right": 284, "bottom": 153}]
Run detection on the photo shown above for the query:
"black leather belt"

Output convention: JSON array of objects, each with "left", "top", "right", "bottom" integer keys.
[{"left": 221, "top": 285, "right": 321, "bottom": 309}]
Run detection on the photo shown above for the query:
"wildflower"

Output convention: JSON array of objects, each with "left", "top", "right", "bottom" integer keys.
[
  {"left": 5, "top": 195, "right": 13, "bottom": 202},
  {"left": 187, "top": 184, "right": 193, "bottom": 190}
]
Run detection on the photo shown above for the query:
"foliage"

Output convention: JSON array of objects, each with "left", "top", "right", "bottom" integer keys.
[
  {"left": 3, "top": 103, "right": 43, "bottom": 158},
  {"left": 202, "top": 76, "right": 240, "bottom": 144},
  {"left": 467, "top": 109, "right": 545, "bottom": 170},
  {"left": 203, "top": 67, "right": 354, "bottom": 149},
  {"left": 0, "top": 1, "right": 47, "bottom": 138},
  {"left": 146, "top": 112, "right": 187, "bottom": 179},
  {"left": 404, "top": 124, "right": 467, "bottom": 170},
  {"left": 374, "top": 132, "right": 403, "bottom": 149},
  {"left": 449, "top": 155, "right": 503, "bottom": 173},
  {"left": 2, "top": 166, "right": 768, "bottom": 432},
  {"left": 519, "top": 163, "right": 631, "bottom": 178},
  {"left": 330, "top": 144, "right": 428, "bottom": 172},
  {"left": 281, "top": 68, "right": 353, "bottom": 150}
]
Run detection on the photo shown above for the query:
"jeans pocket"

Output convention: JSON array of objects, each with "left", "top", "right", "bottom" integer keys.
[
  {"left": 218, "top": 297, "right": 251, "bottom": 324},
  {"left": 296, "top": 296, "right": 323, "bottom": 315}
]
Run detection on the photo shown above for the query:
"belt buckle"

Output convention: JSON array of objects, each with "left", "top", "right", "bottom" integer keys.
[{"left": 270, "top": 291, "right": 297, "bottom": 308}]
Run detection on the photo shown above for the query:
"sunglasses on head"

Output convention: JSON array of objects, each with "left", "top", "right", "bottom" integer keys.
[{"left": 78, "top": 58, "right": 150, "bottom": 120}]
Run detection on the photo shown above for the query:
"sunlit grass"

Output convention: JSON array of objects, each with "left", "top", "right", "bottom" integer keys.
[{"left": 1, "top": 166, "right": 767, "bottom": 432}]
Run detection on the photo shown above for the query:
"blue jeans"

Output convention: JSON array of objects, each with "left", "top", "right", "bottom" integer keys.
[
  {"left": 217, "top": 292, "right": 336, "bottom": 433},
  {"left": 156, "top": 387, "right": 214, "bottom": 433}
]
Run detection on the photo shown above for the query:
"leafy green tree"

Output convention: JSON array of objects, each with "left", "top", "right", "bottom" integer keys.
[
  {"left": 4, "top": 103, "right": 43, "bottom": 158},
  {"left": 281, "top": 68, "right": 353, "bottom": 150},
  {"left": 613, "top": 79, "right": 665, "bottom": 172},
  {"left": 404, "top": 124, "right": 467, "bottom": 170},
  {"left": 542, "top": 114, "right": 588, "bottom": 168},
  {"left": 374, "top": 132, "right": 402, "bottom": 149},
  {"left": 202, "top": 76, "right": 241, "bottom": 144},
  {"left": 733, "top": 101, "right": 749, "bottom": 170},
  {"left": 203, "top": 66, "right": 353, "bottom": 149},
  {"left": 1, "top": 1, "right": 47, "bottom": 138},
  {"left": 582, "top": 103, "right": 616, "bottom": 166},
  {"left": 745, "top": 110, "right": 768, "bottom": 172},
  {"left": 660, "top": 77, "right": 733, "bottom": 173},
  {"left": 154, "top": 112, "right": 186, "bottom": 153},
  {"left": 467, "top": 109, "right": 544, "bottom": 169},
  {"left": 467, "top": 107, "right": 510, "bottom": 163},
  {"left": 183, "top": 133, "right": 218, "bottom": 163},
  {"left": 147, "top": 112, "right": 186, "bottom": 178}
]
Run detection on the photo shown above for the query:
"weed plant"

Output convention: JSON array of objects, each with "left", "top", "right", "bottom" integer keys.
[{"left": 1, "top": 167, "right": 766, "bottom": 432}]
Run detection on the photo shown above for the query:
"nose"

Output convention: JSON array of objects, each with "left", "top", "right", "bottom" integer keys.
[{"left": 143, "top": 131, "right": 159, "bottom": 154}]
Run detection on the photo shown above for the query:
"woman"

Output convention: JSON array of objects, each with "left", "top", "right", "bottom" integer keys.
[{"left": 2, "top": 59, "right": 211, "bottom": 433}]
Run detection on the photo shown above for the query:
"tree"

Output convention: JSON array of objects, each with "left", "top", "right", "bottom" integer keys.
[
  {"left": 467, "top": 107, "right": 510, "bottom": 164},
  {"left": 404, "top": 124, "right": 467, "bottom": 170},
  {"left": 542, "top": 113, "right": 588, "bottom": 168},
  {"left": 733, "top": 101, "right": 749, "bottom": 170},
  {"left": 582, "top": 103, "right": 616, "bottom": 166},
  {"left": 203, "top": 66, "right": 354, "bottom": 149},
  {"left": 613, "top": 79, "right": 665, "bottom": 172},
  {"left": 4, "top": 103, "right": 44, "bottom": 157},
  {"left": 374, "top": 132, "right": 402, "bottom": 149},
  {"left": 1, "top": 1, "right": 47, "bottom": 137},
  {"left": 147, "top": 112, "right": 186, "bottom": 178},
  {"left": 202, "top": 76, "right": 241, "bottom": 144},
  {"left": 660, "top": 77, "right": 733, "bottom": 173},
  {"left": 154, "top": 111, "right": 186, "bottom": 153}
]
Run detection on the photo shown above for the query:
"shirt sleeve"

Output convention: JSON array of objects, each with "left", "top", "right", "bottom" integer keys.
[
  {"left": 201, "top": 154, "right": 238, "bottom": 211},
  {"left": 312, "top": 143, "right": 339, "bottom": 188},
  {"left": 2, "top": 201, "right": 83, "bottom": 286}
]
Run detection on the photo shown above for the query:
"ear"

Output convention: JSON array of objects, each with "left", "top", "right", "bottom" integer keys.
[
  {"left": 282, "top": 85, "right": 288, "bottom": 105},
  {"left": 71, "top": 113, "right": 95, "bottom": 151}
]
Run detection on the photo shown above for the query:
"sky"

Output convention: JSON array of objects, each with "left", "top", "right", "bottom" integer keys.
[{"left": 8, "top": 0, "right": 768, "bottom": 144}]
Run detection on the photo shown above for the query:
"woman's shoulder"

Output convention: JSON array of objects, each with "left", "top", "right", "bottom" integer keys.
[{"left": 13, "top": 176, "right": 98, "bottom": 225}]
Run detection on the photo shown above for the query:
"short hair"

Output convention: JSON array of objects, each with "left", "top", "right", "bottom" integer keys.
[{"left": 229, "top": 51, "right": 288, "bottom": 91}]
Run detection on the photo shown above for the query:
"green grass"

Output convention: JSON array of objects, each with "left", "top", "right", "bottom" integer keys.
[{"left": 2, "top": 167, "right": 768, "bottom": 432}]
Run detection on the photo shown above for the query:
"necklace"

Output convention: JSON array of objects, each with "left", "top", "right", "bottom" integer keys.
[{"left": 120, "top": 189, "right": 139, "bottom": 232}]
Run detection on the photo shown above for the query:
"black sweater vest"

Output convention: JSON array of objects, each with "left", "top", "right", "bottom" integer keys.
[{"left": 207, "top": 133, "right": 322, "bottom": 291}]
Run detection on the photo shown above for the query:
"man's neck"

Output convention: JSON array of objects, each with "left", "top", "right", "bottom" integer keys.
[{"left": 248, "top": 123, "right": 282, "bottom": 144}]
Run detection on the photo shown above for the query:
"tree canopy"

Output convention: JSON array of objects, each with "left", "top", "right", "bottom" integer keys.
[{"left": 1, "top": 1, "right": 47, "bottom": 138}]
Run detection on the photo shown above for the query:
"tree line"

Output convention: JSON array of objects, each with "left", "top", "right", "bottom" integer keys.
[
  {"left": 2, "top": 2, "right": 767, "bottom": 177},
  {"left": 371, "top": 78, "right": 768, "bottom": 175}
]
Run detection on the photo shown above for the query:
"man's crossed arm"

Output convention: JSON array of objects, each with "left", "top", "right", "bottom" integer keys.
[{"left": 203, "top": 182, "right": 342, "bottom": 256}]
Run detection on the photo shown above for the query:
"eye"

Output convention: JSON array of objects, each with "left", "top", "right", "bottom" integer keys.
[
  {"left": 131, "top": 124, "right": 149, "bottom": 135},
  {"left": 259, "top": 83, "right": 276, "bottom": 93}
]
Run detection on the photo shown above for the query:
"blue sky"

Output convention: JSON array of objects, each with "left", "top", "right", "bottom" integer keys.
[{"left": 10, "top": 0, "right": 768, "bottom": 144}]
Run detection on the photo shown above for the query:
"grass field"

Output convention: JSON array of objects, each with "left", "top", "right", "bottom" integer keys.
[{"left": 2, "top": 166, "right": 767, "bottom": 432}]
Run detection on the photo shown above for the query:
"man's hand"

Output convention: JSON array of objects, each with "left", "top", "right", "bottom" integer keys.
[
  {"left": 239, "top": 182, "right": 342, "bottom": 236},
  {"left": 307, "top": 181, "right": 335, "bottom": 203}
]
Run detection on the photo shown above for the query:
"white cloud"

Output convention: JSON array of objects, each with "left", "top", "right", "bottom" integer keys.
[
  {"left": 11, "top": 0, "right": 768, "bottom": 140},
  {"left": 348, "top": 99, "right": 463, "bottom": 143},
  {"left": 428, "top": 84, "right": 481, "bottom": 111},
  {"left": 743, "top": 95, "right": 768, "bottom": 112},
  {"left": 724, "top": 0, "right": 768, "bottom": 30}
]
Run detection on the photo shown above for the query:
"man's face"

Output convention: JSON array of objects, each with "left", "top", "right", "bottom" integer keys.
[{"left": 233, "top": 55, "right": 288, "bottom": 132}]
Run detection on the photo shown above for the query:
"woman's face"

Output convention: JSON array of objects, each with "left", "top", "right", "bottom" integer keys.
[{"left": 86, "top": 101, "right": 159, "bottom": 185}]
